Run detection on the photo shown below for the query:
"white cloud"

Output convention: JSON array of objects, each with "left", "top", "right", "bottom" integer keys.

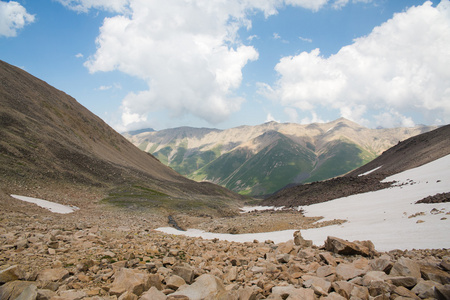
[
  {"left": 0, "top": 1, "right": 35, "bottom": 37},
  {"left": 75, "top": 53, "right": 84, "bottom": 58},
  {"left": 73, "top": 0, "right": 383, "bottom": 129},
  {"left": 299, "top": 36, "right": 312, "bottom": 43},
  {"left": 98, "top": 85, "right": 111, "bottom": 91},
  {"left": 265, "top": 113, "right": 279, "bottom": 123},
  {"left": 263, "top": 0, "right": 450, "bottom": 127},
  {"left": 285, "top": 0, "right": 329, "bottom": 12},
  {"left": 55, "top": 0, "right": 129, "bottom": 13}
]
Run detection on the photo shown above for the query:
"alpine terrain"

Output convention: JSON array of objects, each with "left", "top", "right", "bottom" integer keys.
[
  {"left": 0, "top": 59, "right": 449, "bottom": 300},
  {"left": 0, "top": 60, "right": 244, "bottom": 216},
  {"left": 124, "top": 120, "right": 436, "bottom": 196}
]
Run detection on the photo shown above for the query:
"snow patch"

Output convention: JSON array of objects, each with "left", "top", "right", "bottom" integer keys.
[
  {"left": 11, "top": 195, "right": 79, "bottom": 214},
  {"left": 156, "top": 154, "right": 450, "bottom": 251},
  {"left": 239, "top": 206, "right": 285, "bottom": 213},
  {"left": 358, "top": 166, "right": 382, "bottom": 176}
]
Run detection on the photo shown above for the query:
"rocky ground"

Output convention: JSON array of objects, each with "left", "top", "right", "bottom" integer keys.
[
  {"left": 173, "top": 210, "right": 345, "bottom": 234},
  {"left": 1, "top": 204, "right": 449, "bottom": 300}
]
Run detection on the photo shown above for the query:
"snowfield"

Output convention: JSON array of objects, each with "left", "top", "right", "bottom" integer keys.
[
  {"left": 158, "top": 154, "right": 450, "bottom": 251},
  {"left": 10, "top": 195, "right": 79, "bottom": 214}
]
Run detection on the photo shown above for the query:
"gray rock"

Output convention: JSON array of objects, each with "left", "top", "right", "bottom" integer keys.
[
  {"left": 15, "top": 284, "right": 37, "bottom": 300},
  {"left": 411, "top": 280, "right": 442, "bottom": 299},
  {"left": 0, "top": 281, "right": 37, "bottom": 300}
]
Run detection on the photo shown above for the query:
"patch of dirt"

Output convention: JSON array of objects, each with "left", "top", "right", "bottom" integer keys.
[{"left": 172, "top": 209, "right": 345, "bottom": 234}]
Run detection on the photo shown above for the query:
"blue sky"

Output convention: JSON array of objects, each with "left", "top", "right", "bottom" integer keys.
[{"left": 1, "top": 0, "right": 449, "bottom": 131}]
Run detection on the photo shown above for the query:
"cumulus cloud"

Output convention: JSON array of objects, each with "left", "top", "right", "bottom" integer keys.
[
  {"left": 265, "top": 113, "right": 280, "bottom": 123},
  {"left": 0, "top": 1, "right": 35, "bottom": 37},
  {"left": 74, "top": 0, "right": 380, "bottom": 129},
  {"left": 263, "top": 0, "right": 450, "bottom": 127}
]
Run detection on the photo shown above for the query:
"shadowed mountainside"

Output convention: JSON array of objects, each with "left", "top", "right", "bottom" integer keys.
[
  {"left": 263, "top": 124, "right": 450, "bottom": 207},
  {"left": 0, "top": 60, "right": 244, "bottom": 215}
]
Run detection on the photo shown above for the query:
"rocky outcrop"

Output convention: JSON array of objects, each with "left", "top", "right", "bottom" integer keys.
[{"left": 0, "top": 211, "right": 449, "bottom": 300}]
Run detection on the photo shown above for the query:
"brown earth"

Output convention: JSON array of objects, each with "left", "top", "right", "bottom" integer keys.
[{"left": 0, "top": 59, "right": 245, "bottom": 217}]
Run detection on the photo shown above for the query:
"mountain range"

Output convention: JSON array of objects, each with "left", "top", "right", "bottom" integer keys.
[
  {"left": 0, "top": 60, "right": 243, "bottom": 216},
  {"left": 263, "top": 123, "right": 450, "bottom": 207},
  {"left": 124, "top": 120, "right": 436, "bottom": 196}
]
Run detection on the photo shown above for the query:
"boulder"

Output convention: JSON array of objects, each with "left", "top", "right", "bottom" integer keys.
[
  {"left": 118, "top": 291, "right": 138, "bottom": 300},
  {"left": 166, "top": 275, "right": 186, "bottom": 290},
  {"left": 321, "top": 292, "right": 346, "bottom": 300},
  {"left": 237, "top": 286, "right": 259, "bottom": 300},
  {"left": 362, "top": 271, "right": 388, "bottom": 286},
  {"left": 319, "top": 252, "right": 337, "bottom": 267},
  {"left": 388, "top": 276, "right": 418, "bottom": 288},
  {"left": 302, "top": 275, "right": 332, "bottom": 293},
  {"left": 286, "top": 287, "right": 315, "bottom": 300},
  {"left": 173, "top": 265, "right": 195, "bottom": 284},
  {"left": 0, "top": 281, "right": 37, "bottom": 300},
  {"left": 370, "top": 255, "right": 393, "bottom": 273},
  {"left": 420, "top": 264, "right": 450, "bottom": 285},
  {"left": 148, "top": 274, "right": 163, "bottom": 290},
  {"left": 170, "top": 274, "right": 225, "bottom": 300},
  {"left": 272, "top": 285, "right": 315, "bottom": 300},
  {"left": 0, "top": 265, "right": 23, "bottom": 283},
  {"left": 393, "top": 286, "right": 420, "bottom": 299},
  {"left": 37, "top": 268, "right": 69, "bottom": 282},
  {"left": 224, "top": 266, "right": 238, "bottom": 282},
  {"left": 441, "top": 257, "right": 450, "bottom": 271},
  {"left": 37, "top": 288, "right": 57, "bottom": 300},
  {"left": 411, "top": 280, "right": 442, "bottom": 299},
  {"left": 390, "top": 258, "right": 421, "bottom": 278},
  {"left": 109, "top": 268, "right": 150, "bottom": 296},
  {"left": 58, "top": 289, "right": 87, "bottom": 300},
  {"left": 324, "top": 236, "right": 375, "bottom": 257},
  {"left": 316, "top": 265, "right": 336, "bottom": 280},
  {"left": 140, "top": 286, "right": 167, "bottom": 300},
  {"left": 335, "top": 263, "right": 366, "bottom": 281},
  {"left": 293, "top": 231, "right": 313, "bottom": 248},
  {"left": 332, "top": 281, "right": 356, "bottom": 299},
  {"left": 435, "top": 284, "right": 450, "bottom": 300},
  {"left": 277, "top": 240, "right": 294, "bottom": 254},
  {"left": 15, "top": 284, "right": 37, "bottom": 300}
]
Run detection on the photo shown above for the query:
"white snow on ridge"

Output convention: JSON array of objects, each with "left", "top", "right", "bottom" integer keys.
[
  {"left": 11, "top": 195, "right": 79, "bottom": 214},
  {"left": 358, "top": 166, "right": 382, "bottom": 176},
  {"left": 158, "top": 154, "right": 450, "bottom": 251}
]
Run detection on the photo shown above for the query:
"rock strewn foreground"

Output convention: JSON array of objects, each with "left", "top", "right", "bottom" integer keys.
[{"left": 1, "top": 210, "right": 449, "bottom": 300}]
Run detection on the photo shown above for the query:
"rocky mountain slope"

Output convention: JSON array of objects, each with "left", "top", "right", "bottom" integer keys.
[
  {"left": 0, "top": 60, "right": 244, "bottom": 216},
  {"left": 124, "top": 119, "right": 436, "bottom": 196},
  {"left": 263, "top": 124, "right": 450, "bottom": 207}
]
